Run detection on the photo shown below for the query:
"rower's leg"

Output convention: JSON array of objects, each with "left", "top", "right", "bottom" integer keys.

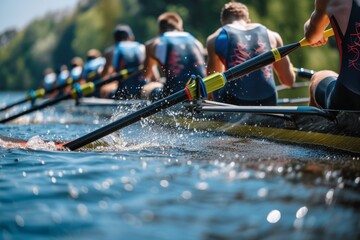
[{"left": 309, "top": 70, "right": 338, "bottom": 108}]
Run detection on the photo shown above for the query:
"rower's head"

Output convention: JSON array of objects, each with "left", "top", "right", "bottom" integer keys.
[
  {"left": 43, "top": 68, "right": 54, "bottom": 76},
  {"left": 157, "top": 12, "right": 183, "bottom": 34},
  {"left": 71, "top": 57, "right": 84, "bottom": 68},
  {"left": 220, "top": 2, "right": 250, "bottom": 25},
  {"left": 86, "top": 49, "right": 101, "bottom": 61},
  {"left": 113, "top": 24, "right": 135, "bottom": 42}
]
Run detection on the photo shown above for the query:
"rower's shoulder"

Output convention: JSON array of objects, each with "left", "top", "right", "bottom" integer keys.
[{"left": 206, "top": 28, "right": 222, "bottom": 45}]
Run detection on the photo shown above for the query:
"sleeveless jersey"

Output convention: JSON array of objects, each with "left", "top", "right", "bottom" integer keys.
[
  {"left": 112, "top": 41, "right": 146, "bottom": 99},
  {"left": 112, "top": 41, "right": 145, "bottom": 71},
  {"left": 57, "top": 69, "right": 70, "bottom": 86},
  {"left": 214, "top": 24, "right": 276, "bottom": 101},
  {"left": 155, "top": 32, "right": 206, "bottom": 95},
  {"left": 82, "top": 57, "right": 106, "bottom": 81},
  {"left": 70, "top": 66, "right": 83, "bottom": 82},
  {"left": 43, "top": 72, "right": 56, "bottom": 91},
  {"left": 331, "top": 0, "right": 360, "bottom": 95}
]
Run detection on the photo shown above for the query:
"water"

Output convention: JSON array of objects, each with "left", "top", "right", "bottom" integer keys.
[{"left": 1, "top": 91, "right": 360, "bottom": 240}]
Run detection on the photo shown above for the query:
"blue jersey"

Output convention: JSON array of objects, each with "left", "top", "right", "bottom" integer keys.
[
  {"left": 43, "top": 72, "right": 56, "bottom": 91},
  {"left": 155, "top": 32, "right": 206, "bottom": 95},
  {"left": 57, "top": 69, "right": 70, "bottom": 86},
  {"left": 214, "top": 24, "right": 276, "bottom": 102},
  {"left": 112, "top": 41, "right": 146, "bottom": 99},
  {"left": 112, "top": 41, "right": 145, "bottom": 71},
  {"left": 82, "top": 57, "right": 106, "bottom": 81},
  {"left": 70, "top": 66, "right": 83, "bottom": 82}
]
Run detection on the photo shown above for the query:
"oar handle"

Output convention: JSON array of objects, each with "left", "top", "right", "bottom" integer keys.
[
  {"left": 299, "top": 28, "right": 334, "bottom": 47},
  {"left": 293, "top": 67, "right": 315, "bottom": 79}
]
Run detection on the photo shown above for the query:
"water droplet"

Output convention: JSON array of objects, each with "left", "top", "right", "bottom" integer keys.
[
  {"left": 160, "top": 180, "right": 169, "bottom": 188},
  {"left": 15, "top": 215, "right": 24, "bottom": 227},
  {"left": 267, "top": 210, "right": 281, "bottom": 223},
  {"left": 296, "top": 206, "right": 308, "bottom": 218},
  {"left": 181, "top": 191, "right": 192, "bottom": 200}
]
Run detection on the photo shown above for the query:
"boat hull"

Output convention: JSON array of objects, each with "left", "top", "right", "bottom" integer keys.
[{"left": 152, "top": 104, "right": 360, "bottom": 154}]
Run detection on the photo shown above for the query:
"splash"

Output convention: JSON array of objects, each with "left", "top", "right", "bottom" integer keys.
[
  {"left": 26, "top": 136, "right": 59, "bottom": 150},
  {"left": 0, "top": 135, "right": 59, "bottom": 151}
]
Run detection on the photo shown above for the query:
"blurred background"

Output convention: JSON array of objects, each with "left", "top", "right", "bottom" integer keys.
[{"left": 0, "top": 0, "right": 339, "bottom": 91}]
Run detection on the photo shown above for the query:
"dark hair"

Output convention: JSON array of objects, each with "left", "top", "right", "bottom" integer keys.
[
  {"left": 157, "top": 12, "right": 183, "bottom": 32},
  {"left": 220, "top": 2, "right": 249, "bottom": 23},
  {"left": 112, "top": 24, "right": 134, "bottom": 41}
]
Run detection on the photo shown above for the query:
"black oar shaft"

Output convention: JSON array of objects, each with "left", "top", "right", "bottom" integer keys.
[
  {"left": 0, "top": 67, "right": 141, "bottom": 124},
  {"left": 0, "top": 79, "right": 76, "bottom": 112},
  {"left": 0, "top": 94, "right": 70, "bottom": 123},
  {"left": 64, "top": 90, "right": 188, "bottom": 150},
  {"left": 295, "top": 67, "right": 315, "bottom": 79},
  {"left": 224, "top": 42, "right": 300, "bottom": 80},
  {"left": 0, "top": 98, "right": 29, "bottom": 112}
]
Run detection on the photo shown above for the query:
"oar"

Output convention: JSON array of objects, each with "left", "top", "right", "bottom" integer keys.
[
  {"left": 63, "top": 29, "right": 334, "bottom": 150},
  {"left": 199, "top": 105, "right": 330, "bottom": 118},
  {"left": 0, "top": 77, "right": 79, "bottom": 112},
  {"left": 0, "top": 66, "right": 142, "bottom": 124},
  {"left": 276, "top": 67, "right": 314, "bottom": 91},
  {"left": 294, "top": 67, "right": 315, "bottom": 79}
]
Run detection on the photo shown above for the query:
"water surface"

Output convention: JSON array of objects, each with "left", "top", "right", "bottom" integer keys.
[{"left": 1, "top": 91, "right": 359, "bottom": 240}]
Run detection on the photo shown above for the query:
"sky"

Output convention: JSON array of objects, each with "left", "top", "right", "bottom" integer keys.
[{"left": 0, "top": 0, "right": 80, "bottom": 33}]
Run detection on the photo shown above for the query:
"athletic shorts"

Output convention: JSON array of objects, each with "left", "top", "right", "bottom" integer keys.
[{"left": 315, "top": 76, "right": 360, "bottom": 110}]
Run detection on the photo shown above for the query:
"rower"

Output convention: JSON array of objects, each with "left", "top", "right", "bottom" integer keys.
[
  {"left": 100, "top": 24, "right": 146, "bottom": 99},
  {"left": 70, "top": 56, "right": 84, "bottom": 83},
  {"left": 305, "top": 0, "right": 360, "bottom": 110},
  {"left": 141, "top": 12, "right": 206, "bottom": 100},
  {"left": 82, "top": 49, "right": 106, "bottom": 97},
  {"left": 42, "top": 68, "right": 57, "bottom": 98},
  {"left": 206, "top": 2, "right": 296, "bottom": 106},
  {"left": 56, "top": 64, "right": 70, "bottom": 96}
]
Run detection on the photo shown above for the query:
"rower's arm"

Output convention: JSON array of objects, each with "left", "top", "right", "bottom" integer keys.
[
  {"left": 271, "top": 31, "right": 296, "bottom": 88},
  {"left": 304, "top": 0, "right": 330, "bottom": 46},
  {"left": 143, "top": 41, "right": 161, "bottom": 81},
  {"left": 206, "top": 30, "right": 226, "bottom": 75}
]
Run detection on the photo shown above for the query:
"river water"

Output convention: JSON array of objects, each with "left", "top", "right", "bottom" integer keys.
[{"left": 1, "top": 91, "right": 360, "bottom": 240}]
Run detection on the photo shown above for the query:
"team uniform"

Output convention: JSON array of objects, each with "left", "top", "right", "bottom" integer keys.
[
  {"left": 112, "top": 41, "right": 146, "bottom": 99},
  {"left": 56, "top": 67, "right": 70, "bottom": 96},
  {"left": 315, "top": 0, "right": 360, "bottom": 110},
  {"left": 70, "top": 66, "right": 83, "bottom": 82},
  {"left": 213, "top": 24, "right": 277, "bottom": 106},
  {"left": 82, "top": 57, "right": 106, "bottom": 97},
  {"left": 43, "top": 72, "right": 57, "bottom": 91},
  {"left": 150, "top": 31, "right": 206, "bottom": 99}
]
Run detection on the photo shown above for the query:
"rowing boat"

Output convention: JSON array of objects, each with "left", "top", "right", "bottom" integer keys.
[
  {"left": 73, "top": 97, "right": 360, "bottom": 153},
  {"left": 145, "top": 101, "right": 360, "bottom": 154}
]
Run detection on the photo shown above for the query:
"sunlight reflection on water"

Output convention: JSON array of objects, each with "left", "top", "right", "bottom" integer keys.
[{"left": 0, "top": 92, "right": 360, "bottom": 239}]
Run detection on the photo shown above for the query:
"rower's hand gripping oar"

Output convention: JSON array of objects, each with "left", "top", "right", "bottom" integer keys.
[
  {"left": 0, "top": 66, "right": 143, "bottom": 124},
  {"left": 63, "top": 29, "right": 334, "bottom": 151}
]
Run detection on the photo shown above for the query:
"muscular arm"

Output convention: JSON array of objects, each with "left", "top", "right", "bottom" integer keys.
[
  {"left": 143, "top": 40, "right": 161, "bottom": 81},
  {"left": 270, "top": 31, "right": 296, "bottom": 87},
  {"left": 304, "top": 0, "right": 330, "bottom": 46},
  {"left": 206, "top": 29, "right": 225, "bottom": 75}
]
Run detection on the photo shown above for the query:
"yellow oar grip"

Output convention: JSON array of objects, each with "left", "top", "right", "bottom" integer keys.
[
  {"left": 66, "top": 78, "right": 74, "bottom": 85},
  {"left": 34, "top": 88, "right": 46, "bottom": 98},
  {"left": 299, "top": 28, "right": 334, "bottom": 47},
  {"left": 271, "top": 48, "right": 282, "bottom": 62},
  {"left": 71, "top": 82, "right": 95, "bottom": 98},
  {"left": 27, "top": 88, "right": 46, "bottom": 100},
  {"left": 186, "top": 72, "right": 226, "bottom": 100},
  {"left": 119, "top": 69, "right": 129, "bottom": 79}
]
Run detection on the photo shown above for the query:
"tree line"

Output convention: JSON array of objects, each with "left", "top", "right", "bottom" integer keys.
[{"left": 0, "top": 0, "right": 338, "bottom": 91}]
